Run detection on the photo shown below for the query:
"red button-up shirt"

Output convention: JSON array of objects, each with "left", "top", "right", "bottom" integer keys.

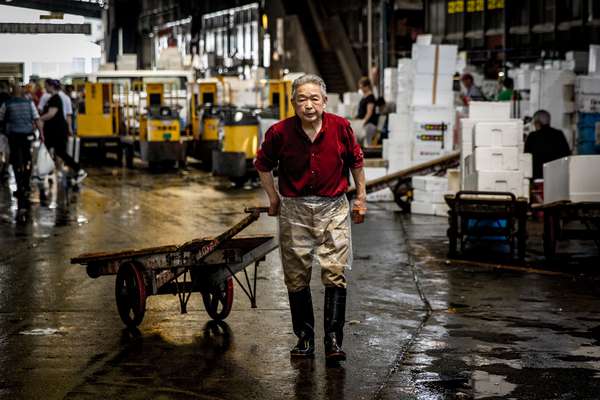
[{"left": 254, "top": 112, "right": 364, "bottom": 198}]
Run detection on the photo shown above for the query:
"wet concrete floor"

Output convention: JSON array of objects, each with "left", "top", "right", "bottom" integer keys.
[{"left": 1, "top": 164, "right": 600, "bottom": 399}]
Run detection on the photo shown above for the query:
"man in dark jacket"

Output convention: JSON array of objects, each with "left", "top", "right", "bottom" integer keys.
[{"left": 524, "top": 110, "right": 571, "bottom": 180}]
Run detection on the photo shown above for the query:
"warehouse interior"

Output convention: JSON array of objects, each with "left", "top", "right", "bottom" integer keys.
[{"left": 1, "top": 1, "right": 600, "bottom": 399}]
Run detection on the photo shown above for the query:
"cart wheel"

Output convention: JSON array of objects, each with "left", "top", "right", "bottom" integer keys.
[
  {"left": 115, "top": 262, "right": 147, "bottom": 327},
  {"left": 202, "top": 276, "right": 234, "bottom": 320}
]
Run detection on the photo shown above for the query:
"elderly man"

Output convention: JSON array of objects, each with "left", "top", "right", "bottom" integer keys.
[
  {"left": 255, "top": 74, "right": 367, "bottom": 362},
  {"left": 525, "top": 110, "right": 571, "bottom": 180}
]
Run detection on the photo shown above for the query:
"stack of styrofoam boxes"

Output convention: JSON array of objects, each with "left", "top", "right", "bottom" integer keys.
[
  {"left": 575, "top": 76, "right": 600, "bottom": 113},
  {"left": 411, "top": 43, "right": 456, "bottom": 107},
  {"left": 462, "top": 102, "right": 532, "bottom": 199},
  {"left": 385, "top": 112, "right": 412, "bottom": 172},
  {"left": 395, "top": 59, "right": 415, "bottom": 112},
  {"left": 512, "top": 64, "right": 532, "bottom": 118},
  {"left": 383, "top": 67, "right": 398, "bottom": 108},
  {"left": 383, "top": 59, "right": 415, "bottom": 173},
  {"left": 589, "top": 44, "right": 600, "bottom": 75},
  {"left": 411, "top": 176, "right": 450, "bottom": 216},
  {"left": 530, "top": 68, "right": 576, "bottom": 150},
  {"left": 338, "top": 92, "right": 362, "bottom": 119},
  {"left": 544, "top": 155, "right": 600, "bottom": 203}
]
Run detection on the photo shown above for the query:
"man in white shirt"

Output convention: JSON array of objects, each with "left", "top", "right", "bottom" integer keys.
[{"left": 38, "top": 79, "right": 73, "bottom": 135}]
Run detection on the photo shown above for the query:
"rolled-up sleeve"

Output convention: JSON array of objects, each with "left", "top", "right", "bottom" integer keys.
[
  {"left": 254, "top": 126, "right": 280, "bottom": 172},
  {"left": 345, "top": 123, "right": 364, "bottom": 169}
]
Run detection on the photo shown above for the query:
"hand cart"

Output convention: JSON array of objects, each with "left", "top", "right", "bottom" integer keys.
[
  {"left": 71, "top": 207, "right": 278, "bottom": 328},
  {"left": 347, "top": 151, "right": 460, "bottom": 211},
  {"left": 444, "top": 191, "right": 529, "bottom": 260},
  {"left": 532, "top": 201, "right": 600, "bottom": 258}
]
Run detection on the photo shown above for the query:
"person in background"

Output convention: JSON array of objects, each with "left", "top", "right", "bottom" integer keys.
[
  {"left": 496, "top": 77, "right": 515, "bottom": 101},
  {"left": 39, "top": 80, "right": 86, "bottom": 184},
  {"left": 255, "top": 74, "right": 366, "bottom": 362},
  {"left": 524, "top": 110, "right": 571, "bottom": 180},
  {"left": 0, "top": 84, "right": 43, "bottom": 216},
  {"left": 0, "top": 89, "right": 11, "bottom": 184},
  {"left": 356, "top": 77, "right": 379, "bottom": 147},
  {"left": 460, "top": 73, "right": 485, "bottom": 105},
  {"left": 38, "top": 79, "right": 73, "bottom": 136}
]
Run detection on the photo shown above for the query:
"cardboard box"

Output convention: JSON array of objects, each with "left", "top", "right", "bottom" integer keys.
[
  {"left": 473, "top": 120, "right": 523, "bottom": 147},
  {"left": 543, "top": 155, "right": 600, "bottom": 203},
  {"left": 413, "top": 175, "right": 448, "bottom": 192},
  {"left": 520, "top": 153, "right": 533, "bottom": 178},
  {"left": 469, "top": 101, "right": 511, "bottom": 120},
  {"left": 473, "top": 147, "right": 520, "bottom": 171}
]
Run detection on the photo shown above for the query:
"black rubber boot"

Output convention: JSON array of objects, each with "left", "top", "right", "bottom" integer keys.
[
  {"left": 288, "top": 287, "right": 315, "bottom": 358},
  {"left": 324, "top": 286, "right": 347, "bottom": 362}
]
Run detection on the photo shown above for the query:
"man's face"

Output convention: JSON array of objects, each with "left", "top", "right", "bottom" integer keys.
[{"left": 293, "top": 83, "right": 327, "bottom": 124}]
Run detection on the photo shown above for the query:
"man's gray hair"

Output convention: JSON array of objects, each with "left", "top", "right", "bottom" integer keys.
[
  {"left": 291, "top": 74, "right": 327, "bottom": 101},
  {"left": 533, "top": 109, "right": 551, "bottom": 126}
]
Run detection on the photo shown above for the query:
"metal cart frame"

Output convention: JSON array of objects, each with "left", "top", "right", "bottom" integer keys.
[
  {"left": 532, "top": 201, "right": 600, "bottom": 258},
  {"left": 71, "top": 208, "right": 277, "bottom": 327},
  {"left": 445, "top": 191, "right": 529, "bottom": 260}
]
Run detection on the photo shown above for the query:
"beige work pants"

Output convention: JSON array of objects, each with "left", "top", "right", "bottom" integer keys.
[{"left": 278, "top": 195, "right": 352, "bottom": 292}]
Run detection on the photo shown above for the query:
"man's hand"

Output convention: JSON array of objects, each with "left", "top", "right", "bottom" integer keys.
[
  {"left": 268, "top": 195, "right": 281, "bottom": 216},
  {"left": 352, "top": 194, "right": 367, "bottom": 224}
]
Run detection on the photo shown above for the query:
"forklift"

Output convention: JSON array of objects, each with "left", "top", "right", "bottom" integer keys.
[
  {"left": 268, "top": 79, "right": 294, "bottom": 121},
  {"left": 123, "top": 82, "right": 188, "bottom": 169},
  {"left": 212, "top": 106, "right": 260, "bottom": 186},
  {"left": 76, "top": 82, "right": 124, "bottom": 163},
  {"left": 190, "top": 79, "right": 222, "bottom": 170}
]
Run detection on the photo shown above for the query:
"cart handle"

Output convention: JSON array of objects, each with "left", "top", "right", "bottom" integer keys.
[
  {"left": 244, "top": 207, "right": 270, "bottom": 214},
  {"left": 456, "top": 191, "right": 517, "bottom": 202}
]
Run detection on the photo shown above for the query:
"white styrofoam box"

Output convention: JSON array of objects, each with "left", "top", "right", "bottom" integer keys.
[
  {"left": 576, "top": 94, "right": 600, "bottom": 113},
  {"left": 389, "top": 157, "right": 412, "bottom": 173},
  {"left": 410, "top": 201, "right": 449, "bottom": 216},
  {"left": 543, "top": 155, "right": 600, "bottom": 203},
  {"left": 388, "top": 112, "right": 410, "bottom": 135},
  {"left": 516, "top": 69, "right": 532, "bottom": 90},
  {"left": 520, "top": 153, "right": 532, "bottom": 178},
  {"left": 327, "top": 93, "right": 340, "bottom": 110},
  {"left": 413, "top": 189, "right": 446, "bottom": 204},
  {"left": 367, "top": 188, "right": 395, "bottom": 202},
  {"left": 460, "top": 118, "right": 475, "bottom": 144},
  {"left": 469, "top": 101, "right": 511, "bottom": 120},
  {"left": 575, "top": 76, "right": 600, "bottom": 94},
  {"left": 473, "top": 120, "right": 523, "bottom": 147},
  {"left": 411, "top": 44, "right": 458, "bottom": 75},
  {"left": 343, "top": 92, "right": 362, "bottom": 106},
  {"left": 412, "top": 89, "right": 454, "bottom": 106},
  {"left": 411, "top": 201, "right": 435, "bottom": 215},
  {"left": 461, "top": 140, "right": 473, "bottom": 158},
  {"left": 413, "top": 143, "right": 444, "bottom": 161},
  {"left": 413, "top": 73, "right": 454, "bottom": 93},
  {"left": 411, "top": 105, "right": 454, "bottom": 123},
  {"left": 382, "top": 139, "right": 390, "bottom": 160},
  {"left": 447, "top": 169, "right": 460, "bottom": 193},
  {"left": 473, "top": 147, "right": 520, "bottom": 171},
  {"left": 363, "top": 167, "right": 388, "bottom": 182},
  {"left": 465, "top": 170, "right": 524, "bottom": 195},
  {"left": 412, "top": 175, "right": 448, "bottom": 192},
  {"left": 589, "top": 45, "right": 600, "bottom": 75}
]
